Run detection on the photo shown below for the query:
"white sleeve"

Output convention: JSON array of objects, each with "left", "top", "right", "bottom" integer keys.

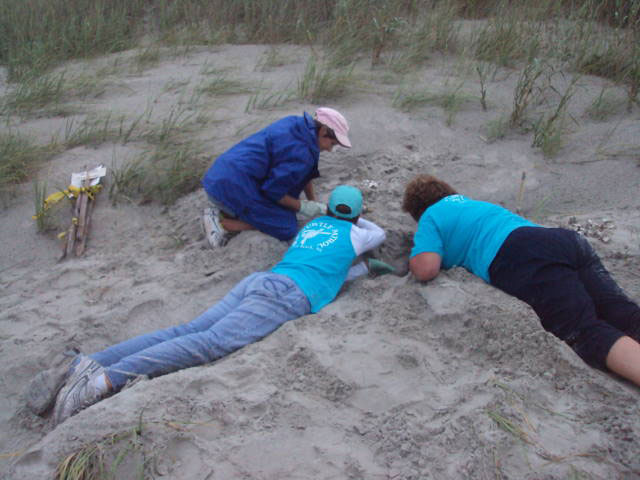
[
  {"left": 346, "top": 261, "right": 368, "bottom": 281},
  {"left": 350, "top": 217, "right": 386, "bottom": 256}
]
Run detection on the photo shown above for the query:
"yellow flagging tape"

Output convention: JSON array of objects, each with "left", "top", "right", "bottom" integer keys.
[{"left": 31, "top": 184, "right": 102, "bottom": 221}]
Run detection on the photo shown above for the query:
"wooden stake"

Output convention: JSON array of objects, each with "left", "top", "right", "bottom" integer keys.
[
  {"left": 59, "top": 167, "right": 101, "bottom": 260},
  {"left": 75, "top": 188, "right": 94, "bottom": 256}
]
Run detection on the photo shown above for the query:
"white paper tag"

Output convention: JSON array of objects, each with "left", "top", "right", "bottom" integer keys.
[{"left": 70, "top": 165, "right": 107, "bottom": 188}]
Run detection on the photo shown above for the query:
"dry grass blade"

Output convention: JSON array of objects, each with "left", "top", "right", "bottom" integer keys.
[
  {"left": 55, "top": 444, "right": 104, "bottom": 480},
  {"left": 55, "top": 420, "right": 147, "bottom": 480},
  {"left": 486, "top": 409, "right": 534, "bottom": 445}
]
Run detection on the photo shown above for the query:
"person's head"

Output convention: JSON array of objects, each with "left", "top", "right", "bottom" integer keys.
[
  {"left": 327, "top": 185, "right": 362, "bottom": 223},
  {"left": 402, "top": 174, "right": 457, "bottom": 222},
  {"left": 314, "top": 107, "right": 351, "bottom": 152}
]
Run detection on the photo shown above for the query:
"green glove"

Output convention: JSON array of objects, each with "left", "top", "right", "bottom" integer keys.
[
  {"left": 299, "top": 200, "right": 326, "bottom": 218},
  {"left": 367, "top": 258, "right": 396, "bottom": 277}
]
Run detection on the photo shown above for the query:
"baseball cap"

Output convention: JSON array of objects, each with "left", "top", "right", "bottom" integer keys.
[
  {"left": 328, "top": 185, "right": 362, "bottom": 219},
  {"left": 315, "top": 107, "right": 351, "bottom": 148}
]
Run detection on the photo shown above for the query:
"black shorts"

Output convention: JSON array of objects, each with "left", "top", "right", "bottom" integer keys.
[{"left": 489, "top": 227, "right": 640, "bottom": 370}]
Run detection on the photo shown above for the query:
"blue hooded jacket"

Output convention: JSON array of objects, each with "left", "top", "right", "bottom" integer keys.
[{"left": 202, "top": 112, "right": 320, "bottom": 216}]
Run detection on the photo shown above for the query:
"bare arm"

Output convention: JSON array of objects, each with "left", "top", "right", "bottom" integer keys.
[
  {"left": 409, "top": 252, "right": 442, "bottom": 282},
  {"left": 278, "top": 194, "right": 302, "bottom": 212},
  {"left": 303, "top": 181, "right": 315, "bottom": 201},
  {"left": 605, "top": 336, "right": 640, "bottom": 387}
]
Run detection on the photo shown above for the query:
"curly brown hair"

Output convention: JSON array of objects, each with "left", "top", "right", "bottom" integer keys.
[{"left": 402, "top": 174, "right": 458, "bottom": 221}]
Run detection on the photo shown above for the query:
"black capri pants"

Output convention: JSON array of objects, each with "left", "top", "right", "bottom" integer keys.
[{"left": 489, "top": 226, "right": 640, "bottom": 370}]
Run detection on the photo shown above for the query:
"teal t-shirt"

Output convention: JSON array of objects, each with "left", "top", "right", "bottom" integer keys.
[
  {"left": 410, "top": 195, "right": 539, "bottom": 283},
  {"left": 272, "top": 216, "right": 356, "bottom": 313}
]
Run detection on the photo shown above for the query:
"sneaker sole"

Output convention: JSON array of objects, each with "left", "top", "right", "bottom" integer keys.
[
  {"left": 25, "top": 367, "right": 68, "bottom": 416},
  {"left": 53, "top": 356, "right": 102, "bottom": 424},
  {"left": 202, "top": 209, "right": 227, "bottom": 248}
]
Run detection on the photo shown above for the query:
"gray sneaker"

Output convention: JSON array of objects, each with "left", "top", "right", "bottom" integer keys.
[
  {"left": 53, "top": 356, "right": 108, "bottom": 425},
  {"left": 25, "top": 366, "right": 69, "bottom": 416},
  {"left": 202, "top": 207, "right": 229, "bottom": 248}
]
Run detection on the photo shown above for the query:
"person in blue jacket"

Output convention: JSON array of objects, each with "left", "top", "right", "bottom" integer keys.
[
  {"left": 403, "top": 174, "right": 640, "bottom": 387},
  {"left": 201, "top": 107, "right": 352, "bottom": 247},
  {"left": 36, "top": 186, "right": 392, "bottom": 425}
]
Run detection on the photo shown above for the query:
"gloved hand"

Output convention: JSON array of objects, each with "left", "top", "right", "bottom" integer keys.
[
  {"left": 367, "top": 258, "right": 396, "bottom": 277},
  {"left": 299, "top": 200, "right": 326, "bottom": 218}
]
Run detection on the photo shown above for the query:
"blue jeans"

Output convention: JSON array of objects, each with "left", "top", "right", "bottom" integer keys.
[{"left": 91, "top": 272, "right": 310, "bottom": 390}]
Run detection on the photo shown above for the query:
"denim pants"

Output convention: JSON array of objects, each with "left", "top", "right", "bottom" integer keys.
[
  {"left": 91, "top": 272, "right": 310, "bottom": 390},
  {"left": 489, "top": 227, "right": 640, "bottom": 370}
]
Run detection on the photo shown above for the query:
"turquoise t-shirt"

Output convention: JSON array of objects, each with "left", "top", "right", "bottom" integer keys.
[
  {"left": 410, "top": 195, "right": 539, "bottom": 283},
  {"left": 272, "top": 216, "right": 356, "bottom": 313}
]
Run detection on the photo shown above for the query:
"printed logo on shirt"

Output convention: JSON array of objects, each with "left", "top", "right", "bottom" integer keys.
[
  {"left": 293, "top": 221, "right": 339, "bottom": 251},
  {"left": 443, "top": 194, "right": 466, "bottom": 204}
]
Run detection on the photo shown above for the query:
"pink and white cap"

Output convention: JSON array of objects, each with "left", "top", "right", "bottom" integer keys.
[{"left": 315, "top": 107, "right": 351, "bottom": 148}]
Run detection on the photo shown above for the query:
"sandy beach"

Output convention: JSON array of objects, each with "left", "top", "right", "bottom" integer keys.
[{"left": 1, "top": 43, "right": 639, "bottom": 479}]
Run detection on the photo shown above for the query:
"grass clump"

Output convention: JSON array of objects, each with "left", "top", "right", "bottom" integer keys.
[
  {"left": 297, "top": 57, "right": 355, "bottom": 103},
  {"left": 245, "top": 88, "right": 296, "bottom": 113},
  {"left": 1, "top": 72, "right": 67, "bottom": 116},
  {"left": 33, "top": 180, "right": 57, "bottom": 232},
  {"left": 109, "top": 158, "right": 147, "bottom": 206},
  {"left": 146, "top": 144, "right": 208, "bottom": 205},
  {"left": 142, "top": 103, "right": 199, "bottom": 146},
  {"left": 484, "top": 115, "right": 511, "bottom": 143},
  {"left": 585, "top": 87, "right": 625, "bottom": 121},
  {"left": 531, "top": 74, "right": 579, "bottom": 158},
  {"left": 472, "top": 14, "right": 541, "bottom": 67},
  {"left": 510, "top": 59, "right": 547, "bottom": 127},
  {"left": 197, "top": 76, "right": 251, "bottom": 97},
  {"left": 392, "top": 82, "right": 474, "bottom": 126},
  {"left": 110, "top": 143, "right": 208, "bottom": 206},
  {"left": 323, "top": 0, "right": 405, "bottom": 68},
  {"left": 386, "top": 5, "right": 460, "bottom": 74},
  {"left": 0, "top": 0, "right": 145, "bottom": 82},
  {"left": 0, "top": 132, "right": 59, "bottom": 196},
  {"left": 63, "top": 115, "right": 122, "bottom": 149},
  {"left": 55, "top": 422, "right": 147, "bottom": 480},
  {"left": 132, "top": 45, "right": 163, "bottom": 74},
  {"left": 1, "top": 71, "right": 107, "bottom": 117},
  {"left": 256, "top": 46, "right": 290, "bottom": 72}
]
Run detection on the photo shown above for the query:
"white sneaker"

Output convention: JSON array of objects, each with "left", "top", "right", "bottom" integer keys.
[
  {"left": 53, "top": 356, "right": 107, "bottom": 425},
  {"left": 202, "top": 207, "right": 229, "bottom": 248}
]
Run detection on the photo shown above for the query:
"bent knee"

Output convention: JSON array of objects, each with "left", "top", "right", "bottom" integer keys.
[{"left": 568, "top": 326, "right": 625, "bottom": 371}]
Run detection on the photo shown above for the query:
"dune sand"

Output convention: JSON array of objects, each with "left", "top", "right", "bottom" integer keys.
[{"left": 1, "top": 44, "right": 639, "bottom": 479}]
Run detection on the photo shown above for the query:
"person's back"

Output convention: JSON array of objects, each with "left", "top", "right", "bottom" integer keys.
[
  {"left": 412, "top": 194, "right": 537, "bottom": 282},
  {"left": 203, "top": 114, "right": 318, "bottom": 192},
  {"left": 273, "top": 215, "right": 359, "bottom": 312}
]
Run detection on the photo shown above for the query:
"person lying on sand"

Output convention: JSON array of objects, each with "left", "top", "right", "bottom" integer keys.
[
  {"left": 30, "top": 185, "right": 394, "bottom": 425},
  {"left": 201, "top": 107, "right": 351, "bottom": 247},
  {"left": 402, "top": 174, "right": 640, "bottom": 387}
]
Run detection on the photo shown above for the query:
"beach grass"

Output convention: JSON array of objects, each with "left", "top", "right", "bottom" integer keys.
[
  {"left": 245, "top": 88, "right": 296, "bottom": 113},
  {"left": 297, "top": 57, "right": 355, "bottom": 103},
  {"left": 0, "top": 131, "right": 60, "bottom": 200},
  {"left": 1, "top": 0, "right": 638, "bottom": 207},
  {"left": 55, "top": 423, "right": 146, "bottom": 480},
  {"left": 392, "top": 82, "right": 475, "bottom": 126},
  {"left": 33, "top": 180, "right": 55, "bottom": 232}
]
